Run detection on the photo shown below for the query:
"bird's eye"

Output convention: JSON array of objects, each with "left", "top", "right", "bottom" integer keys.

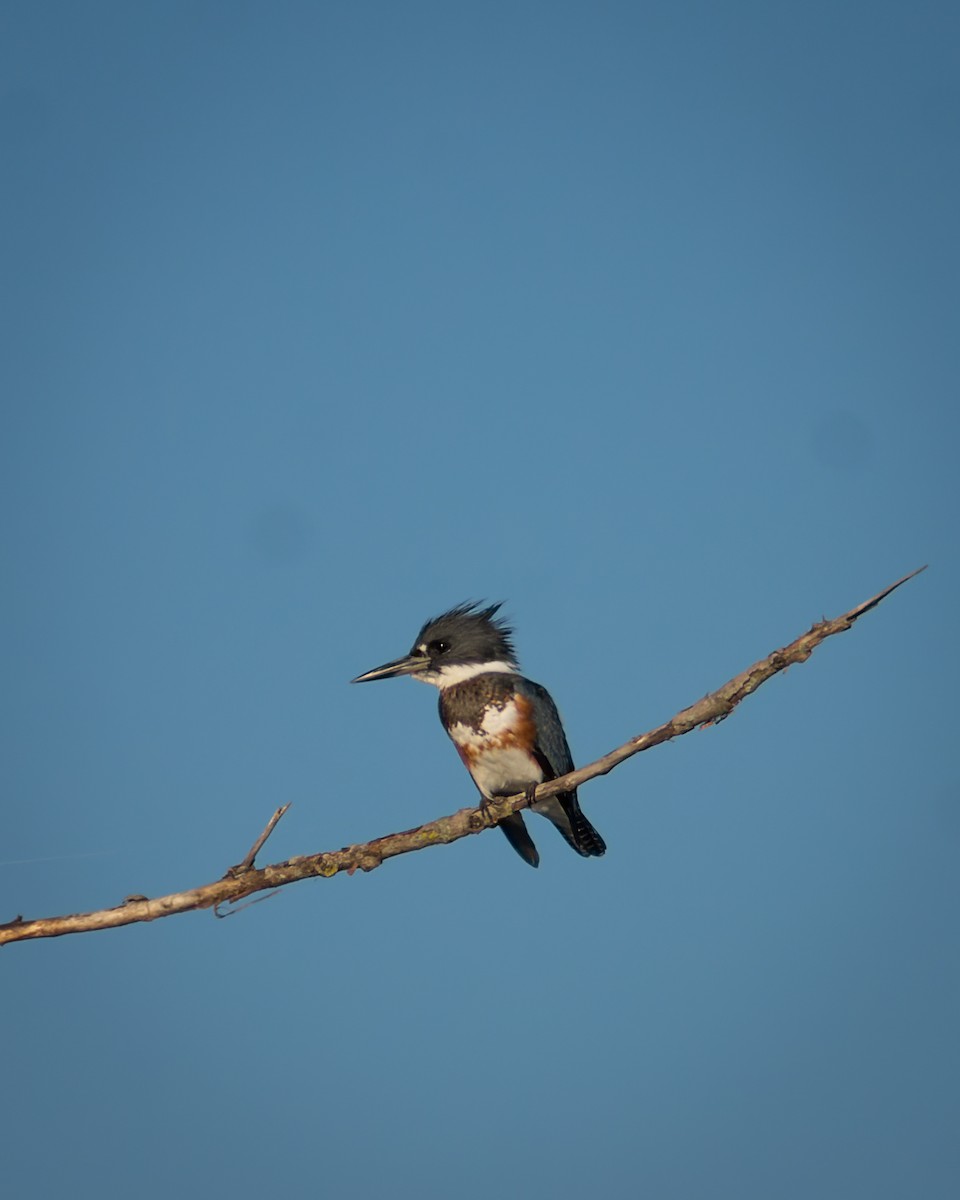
[{"left": 428, "top": 639, "right": 450, "bottom": 655}]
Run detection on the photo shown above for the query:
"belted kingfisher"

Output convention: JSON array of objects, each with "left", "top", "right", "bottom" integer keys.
[{"left": 351, "top": 602, "right": 605, "bottom": 868}]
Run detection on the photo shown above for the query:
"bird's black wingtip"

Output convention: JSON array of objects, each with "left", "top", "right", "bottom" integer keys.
[{"left": 572, "top": 813, "right": 606, "bottom": 858}]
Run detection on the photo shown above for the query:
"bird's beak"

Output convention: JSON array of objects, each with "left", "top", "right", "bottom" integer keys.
[{"left": 351, "top": 653, "right": 426, "bottom": 684}]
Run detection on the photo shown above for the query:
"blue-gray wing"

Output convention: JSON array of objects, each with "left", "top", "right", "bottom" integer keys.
[
  {"left": 519, "top": 678, "right": 606, "bottom": 858},
  {"left": 518, "top": 679, "right": 575, "bottom": 782}
]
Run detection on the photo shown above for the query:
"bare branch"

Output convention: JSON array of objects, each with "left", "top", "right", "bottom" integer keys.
[{"left": 0, "top": 568, "right": 927, "bottom": 948}]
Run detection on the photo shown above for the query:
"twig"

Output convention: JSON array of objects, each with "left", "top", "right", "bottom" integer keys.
[
  {"left": 0, "top": 568, "right": 926, "bottom": 947},
  {"left": 228, "top": 804, "right": 291, "bottom": 875}
]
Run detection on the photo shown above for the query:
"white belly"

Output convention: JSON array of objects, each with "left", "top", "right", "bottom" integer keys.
[
  {"left": 449, "top": 708, "right": 543, "bottom": 799},
  {"left": 464, "top": 743, "right": 543, "bottom": 798}
]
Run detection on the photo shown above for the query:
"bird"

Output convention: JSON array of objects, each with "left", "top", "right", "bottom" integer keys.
[{"left": 351, "top": 601, "right": 606, "bottom": 868}]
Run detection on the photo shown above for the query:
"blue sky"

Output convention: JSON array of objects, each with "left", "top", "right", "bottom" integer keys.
[{"left": 2, "top": 2, "right": 957, "bottom": 1197}]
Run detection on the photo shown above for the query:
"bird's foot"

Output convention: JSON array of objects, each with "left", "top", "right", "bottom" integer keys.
[{"left": 476, "top": 795, "right": 497, "bottom": 828}]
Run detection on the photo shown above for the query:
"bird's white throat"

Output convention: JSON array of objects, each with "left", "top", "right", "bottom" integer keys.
[{"left": 413, "top": 660, "right": 519, "bottom": 689}]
